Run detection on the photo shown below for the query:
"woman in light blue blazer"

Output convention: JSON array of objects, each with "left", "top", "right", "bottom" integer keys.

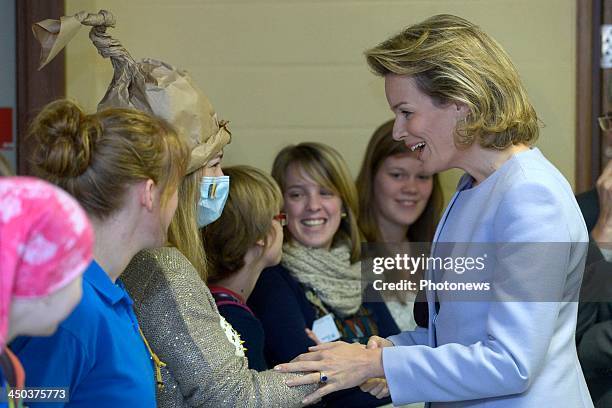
[{"left": 276, "top": 14, "right": 594, "bottom": 407}]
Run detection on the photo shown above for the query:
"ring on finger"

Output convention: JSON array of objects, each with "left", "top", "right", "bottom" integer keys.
[{"left": 319, "top": 371, "right": 328, "bottom": 384}]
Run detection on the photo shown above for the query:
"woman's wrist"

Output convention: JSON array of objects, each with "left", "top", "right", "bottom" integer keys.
[{"left": 366, "top": 347, "right": 385, "bottom": 378}]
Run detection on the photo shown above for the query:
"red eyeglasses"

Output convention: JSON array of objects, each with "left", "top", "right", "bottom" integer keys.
[{"left": 273, "top": 212, "right": 287, "bottom": 226}]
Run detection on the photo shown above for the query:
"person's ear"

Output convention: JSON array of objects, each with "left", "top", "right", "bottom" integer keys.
[
  {"left": 245, "top": 242, "right": 265, "bottom": 264},
  {"left": 454, "top": 101, "right": 470, "bottom": 118},
  {"left": 140, "top": 179, "right": 156, "bottom": 212},
  {"left": 255, "top": 238, "right": 266, "bottom": 247}
]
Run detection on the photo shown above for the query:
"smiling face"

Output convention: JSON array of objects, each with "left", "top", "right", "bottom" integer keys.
[
  {"left": 283, "top": 163, "right": 343, "bottom": 250},
  {"left": 385, "top": 74, "right": 467, "bottom": 174},
  {"left": 373, "top": 153, "right": 433, "bottom": 232}
]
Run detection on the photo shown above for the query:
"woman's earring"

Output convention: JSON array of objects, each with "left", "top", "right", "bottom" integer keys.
[{"left": 341, "top": 211, "right": 347, "bottom": 219}]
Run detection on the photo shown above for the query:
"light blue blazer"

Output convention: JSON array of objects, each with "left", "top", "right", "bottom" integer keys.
[{"left": 382, "top": 148, "right": 594, "bottom": 407}]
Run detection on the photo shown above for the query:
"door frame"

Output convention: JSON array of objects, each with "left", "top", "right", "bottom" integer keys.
[
  {"left": 576, "top": 0, "right": 604, "bottom": 193},
  {"left": 16, "top": 0, "right": 65, "bottom": 175}
]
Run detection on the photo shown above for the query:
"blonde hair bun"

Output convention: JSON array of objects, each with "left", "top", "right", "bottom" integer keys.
[{"left": 30, "top": 100, "right": 100, "bottom": 179}]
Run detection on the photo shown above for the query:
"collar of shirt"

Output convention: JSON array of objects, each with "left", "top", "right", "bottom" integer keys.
[{"left": 84, "top": 260, "right": 133, "bottom": 307}]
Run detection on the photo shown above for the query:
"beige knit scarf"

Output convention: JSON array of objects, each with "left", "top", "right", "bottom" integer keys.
[{"left": 281, "top": 241, "right": 362, "bottom": 318}]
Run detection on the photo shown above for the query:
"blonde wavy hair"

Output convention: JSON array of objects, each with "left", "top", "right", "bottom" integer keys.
[
  {"left": 168, "top": 168, "right": 208, "bottom": 281},
  {"left": 365, "top": 14, "right": 539, "bottom": 149},
  {"left": 272, "top": 142, "right": 362, "bottom": 263}
]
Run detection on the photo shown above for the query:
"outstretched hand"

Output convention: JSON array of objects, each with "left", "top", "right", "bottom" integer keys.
[
  {"left": 366, "top": 335, "right": 394, "bottom": 349},
  {"left": 360, "top": 378, "right": 390, "bottom": 399},
  {"left": 358, "top": 336, "right": 392, "bottom": 399},
  {"left": 275, "top": 341, "right": 384, "bottom": 405}
]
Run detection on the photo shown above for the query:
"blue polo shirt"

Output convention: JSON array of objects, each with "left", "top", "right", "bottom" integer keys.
[
  {"left": 0, "top": 369, "right": 7, "bottom": 408},
  {"left": 10, "top": 261, "right": 155, "bottom": 407}
]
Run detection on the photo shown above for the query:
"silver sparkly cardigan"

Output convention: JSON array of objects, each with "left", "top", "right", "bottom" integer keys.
[{"left": 122, "top": 247, "right": 314, "bottom": 407}]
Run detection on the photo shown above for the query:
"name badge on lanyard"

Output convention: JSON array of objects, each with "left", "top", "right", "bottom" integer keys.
[{"left": 312, "top": 314, "right": 341, "bottom": 343}]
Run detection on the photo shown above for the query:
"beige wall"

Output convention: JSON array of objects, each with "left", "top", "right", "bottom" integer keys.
[{"left": 65, "top": 0, "right": 576, "bottom": 201}]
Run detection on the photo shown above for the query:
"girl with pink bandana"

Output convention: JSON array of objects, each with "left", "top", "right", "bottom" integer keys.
[{"left": 0, "top": 177, "right": 93, "bottom": 407}]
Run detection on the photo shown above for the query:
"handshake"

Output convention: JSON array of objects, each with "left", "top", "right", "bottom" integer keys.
[
  {"left": 274, "top": 335, "right": 394, "bottom": 406},
  {"left": 359, "top": 336, "right": 394, "bottom": 399}
]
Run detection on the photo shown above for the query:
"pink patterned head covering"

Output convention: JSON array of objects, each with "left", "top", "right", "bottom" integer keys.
[{"left": 0, "top": 177, "right": 94, "bottom": 349}]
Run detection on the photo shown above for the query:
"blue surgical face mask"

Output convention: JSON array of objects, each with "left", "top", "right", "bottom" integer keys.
[{"left": 197, "top": 176, "right": 230, "bottom": 227}]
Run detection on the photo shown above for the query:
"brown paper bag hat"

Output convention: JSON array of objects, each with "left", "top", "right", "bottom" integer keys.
[{"left": 33, "top": 10, "right": 231, "bottom": 175}]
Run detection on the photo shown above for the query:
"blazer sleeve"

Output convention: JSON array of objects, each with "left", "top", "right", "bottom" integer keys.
[
  {"left": 382, "top": 180, "right": 585, "bottom": 405},
  {"left": 127, "top": 248, "right": 315, "bottom": 408},
  {"left": 387, "top": 327, "right": 429, "bottom": 347}
]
